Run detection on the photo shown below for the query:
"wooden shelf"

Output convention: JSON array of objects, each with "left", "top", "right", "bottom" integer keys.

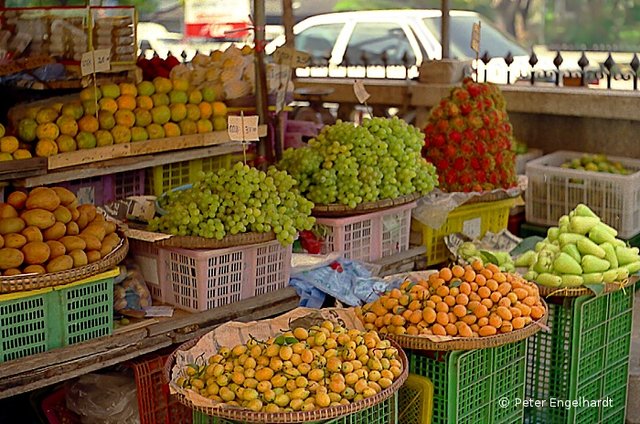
[{"left": 14, "top": 142, "right": 245, "bottom": 187}]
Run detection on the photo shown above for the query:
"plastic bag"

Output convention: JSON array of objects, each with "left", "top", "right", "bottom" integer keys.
[
  {"left": 114, "top": 261, "right": 152, "bottom": 318},
  {"left": 66, "top": 373, "right": 140, "bottom": 424}
]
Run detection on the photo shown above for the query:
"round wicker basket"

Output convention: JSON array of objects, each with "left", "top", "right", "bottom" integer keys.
[
  {"left": 0, "top": 235, "right": 129, "bottom": 293},
  {"left": 536, "top": 275, "right": 638, "bottom": 298},
  {"left": 387, "top": 298, "right": 548, "bottom": 351},
  {"left": 311, "top": 193, "right": 420, "bottom": 217},
  {"left": 156, "top": 231, "right": 276, "bottom": 249},
  {"left": 164, "top": 337, "right": 409, "bottom": 423}
]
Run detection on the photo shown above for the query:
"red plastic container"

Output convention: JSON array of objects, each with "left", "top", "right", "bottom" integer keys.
[{"left": 41, "top": 386, "right": 81, "bottom": 424}]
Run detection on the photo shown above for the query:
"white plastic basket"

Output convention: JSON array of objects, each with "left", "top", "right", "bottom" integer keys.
[
  {"left": 315, "top": 202, "right": 416, "bottom": 263},
  {"left": 516, "top": 148, "right": 543, "bottom": 175},
  {"left": 525, "top": 150, "right": 640, "bottom": 239},
  {"left": 159, "top": 240, "right": 292, "bottom": 312}
]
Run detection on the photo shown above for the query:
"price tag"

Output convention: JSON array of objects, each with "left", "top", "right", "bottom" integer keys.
[
  {"left": 274, "top": 46, "right": 311, "bottom": 68},
  {"left": 227, "top": 115, "right": 259, "bottom": 141},
  {"left": 462, "top": 217, "right": 482, "bottom": 239},
  {"left": 276, "top": 88, "right": 286, "bottom": 114},
  {"left": 471, "top": 21, "right": 481, "bottom": 54},
  {"left": 353, "top": 80, "right": 370, "bottom": 104},
  {"left": 80, "top": 51, "right": 95, "bottom": 76},
  {"left": 77, "top": 187, "right": 95, "bottom": 205},
  {"left": 93, "top": 48, "right": 111, "bottom": 72}
]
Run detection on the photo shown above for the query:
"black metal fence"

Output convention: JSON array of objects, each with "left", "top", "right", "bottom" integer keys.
[{"left": 143, "top": 47, "right": 640, "bottom": 90}]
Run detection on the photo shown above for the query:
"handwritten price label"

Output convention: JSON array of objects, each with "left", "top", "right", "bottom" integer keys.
[
  {"left": 81, "top": 49, "right": 111, "bottom": 76},
  {"left": 471, "top": 22, "right": 481, "bottom": 54},
  {"left": 353, "top": 80, "right": 370, "bottom": 104},
  {"left": 273, "top": 47, "right": 311, "bottom": 68},
  {"left": 227, "top": 115, "right": 259, "bottom": 142}
]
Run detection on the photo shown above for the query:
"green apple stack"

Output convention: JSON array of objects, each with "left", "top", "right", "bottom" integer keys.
[{"left": 515, "top": 204, "right": 640, "bottom": 288}]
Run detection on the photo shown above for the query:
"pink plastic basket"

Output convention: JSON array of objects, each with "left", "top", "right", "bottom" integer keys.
[
  {"left": 159, "top": 240, "right": 292, "bottom": 312},
  {"left": 129, "top": 238, "right": 164, "bottom": 303},
  {"left": 315, "top": 202, "right": 416, "bottom": 263}
]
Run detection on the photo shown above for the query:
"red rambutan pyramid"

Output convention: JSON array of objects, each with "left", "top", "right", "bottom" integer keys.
[{"left": 422, "top": 77, "right": 517, "bottom": 192}]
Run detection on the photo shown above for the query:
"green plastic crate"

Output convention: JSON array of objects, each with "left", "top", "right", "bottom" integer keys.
[
  {"left": 0, "top": 269, "right": 116, "bottom": 363},
  {"left": 146, "top": 154, "right": 234, "bottom": 196},
  {"left": 408, "top": 341, "right": 526, "bottom": 424},
  {"left": 525, "top": 284, "right": 635, "bottom": 424},
  {"left": 192, "top": 392, "right": 398, "bottom": 424}
]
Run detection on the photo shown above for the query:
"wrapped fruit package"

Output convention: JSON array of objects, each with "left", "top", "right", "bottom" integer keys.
[{"left": 422, "top": 77, "right": 517, "bottom": 192}]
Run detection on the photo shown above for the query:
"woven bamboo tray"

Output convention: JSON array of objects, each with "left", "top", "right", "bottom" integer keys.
[
  {"left": 164, "top": 337, "right": 409, "bottom": 423},
  {"left": 0, "top": 235, "right": 129, "bottom": 293},
  {"left": 155, "top": 231, "right": 277, "bottom": 249},
  {"left": 311, "top": 192, "right": 421, "bottom": 217},
  {"left": 386, "top": 298, "right": 548, "bottom": 352},
  {"left": 536, "top": 275, "right": 639, "bottom": 298}
]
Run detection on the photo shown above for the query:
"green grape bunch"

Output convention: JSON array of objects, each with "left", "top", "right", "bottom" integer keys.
[
  {"left": 277, "top": 117, "right": 439, "bottom": 208},
  {"left": 149, "top": 163, "right": 316, "bottom": 246}
]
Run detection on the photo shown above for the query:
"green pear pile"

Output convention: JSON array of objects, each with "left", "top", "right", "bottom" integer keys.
[{"left": 515, "top": 204, "right": 640, "bottom": 288}]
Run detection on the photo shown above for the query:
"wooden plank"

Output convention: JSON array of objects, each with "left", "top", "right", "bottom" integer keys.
[
  {"left": 0, "top": 334, "right": 172, "bottom": 399},
  {"left": 0, "top": 157, "right": 47, "bottom": 182},
  {"left": 17, "top": 143, "right": 243, "bottom": 187},
  {"left": 147, "top": 287, "right": 299, "bottom": 337},
  {"left": 0, "top": 328, "right": 148, "bottom": 380},
  {"left": 47, "top": 126, "right": 267, "bottom": 170}
]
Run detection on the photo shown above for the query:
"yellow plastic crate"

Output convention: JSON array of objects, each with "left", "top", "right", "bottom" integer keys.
[
  {"left": 146, "top": 154, "right": 234, "bottom": 196},
  {"left": 413, "top": 198, "right": 515, "bottom": 266},
  {"left": 399, "top": 373, "right": 434, "bottom": 424}
]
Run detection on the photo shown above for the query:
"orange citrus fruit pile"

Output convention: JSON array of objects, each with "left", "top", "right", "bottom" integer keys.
[
  {"left": 356, "top": 261, "right": 545, "bottom": 338},
  {"left": 176, "top": 320, "right": 403, "bottom": 413}
]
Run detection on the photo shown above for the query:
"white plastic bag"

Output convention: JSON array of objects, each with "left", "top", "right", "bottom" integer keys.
[{"left": 66, "top": 373, "right": 140, "bottom": 424}]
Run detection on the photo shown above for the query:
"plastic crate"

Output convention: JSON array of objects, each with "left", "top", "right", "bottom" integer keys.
[
  {"left": 0, "top": 269, "right": 117, "bottom": 363},
  {"left": 131, "top": 354, "right": 193, "bottom": 424},
  {"left": 525, "top": 150, "right": 640, "bottom": 239},
  {"left": 525, "top": 284, "right": 635, "bottom": 424},
  {"left": 160, "top": 240, "right": 292, "bottom": 312},
  {"left": 57, "top": 174, "right": 115, "bottom": 206},
  {"left": 114, "top": 169, "right": 146, "bottom": 201},
  {"left": 146, "top": 154, "right": 233, "bottom": 196},
  {"left": 516, "top": 148, "right": 543, "bottom": 175},
  {"left": 315, "top": 202, "right": 416, "bottom": 263},
  {"left": 129, "top": 238, "right": 164, "bottom": 302},
  {"left": 399, "top": 373, "right": 434, "bottom": 424},
  {"left": 408, "top": 340, "right": 527, "bottom": 424},
  {"left": 192, "top": 391, "right": 398, "bottom": 424},
  {"left": 41, "top": 386, "right": 81, "bottom": 424},
  {"left": 413, "top": 198, "right": 515, "bottom": 267}
]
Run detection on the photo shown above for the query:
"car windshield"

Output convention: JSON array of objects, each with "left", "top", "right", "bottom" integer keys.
[{"left": 423, "top": 15, "right": 528, "bottom": 59}]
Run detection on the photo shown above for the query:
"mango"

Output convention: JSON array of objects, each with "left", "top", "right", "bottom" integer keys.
[
  {"left": 79, "top": 234, "right": 101, "bottom": 251},
  {"left": 43, "top": 222, "right": 66, "bottom": 241},
  {"left": 0, "top": 217, "right": 26, "bottom": 234},
  {"left": 22, "top": 226, "right": 43, "bottom": 242},
  {"left": 22, "top": 241, "right": 50, "bottom": 265},
  {"left": 4, "top": 233, "right": 27, "bottom": 249},
  {"left": 46, "top": 240, "right": 66, "bottom": 259},
  {"left": 51, "top": 187, "right": 76, "bottom": 206},
  {"left": 66, "top": 222, "right": 80, "bottom": 236},
  {"left": 77, "top": 205, "right": 97, "bottom": 230},
  {"left": 69, "top": 249, "right": 88, "bottom": 267},
  {"left": 104, "top": 221, "right": 117, "bottom": 235},
  {"left": 59, "top": 236, "right": 86, "bottom": 252},
  {"left": 7, "top": 191, "right": 27, "bottom": 210},
  {"left": 0, "top": 235, "right": 4, "bottom": 248},
  {"left": 53, "top": 206, "right": 72, "bottom": 224},
  {"left": 46, "top": 255, "right": 73, "bottom": 273},
  {"left": 4, "top": 268, "right": 22, "bottom": 276},
  {"left": 82, "top": 223, "right": 106, "bottom": 242},
  {"left": 0, "top": 247, "right": 24, "bottom": 269},
  {"left": 69, "top": 207, "right": 80, "bottom": 221},
  {"left": 0, "top": 203, "right": 18, "bottom": 218},
  {"left": 21, "top": 209, "right": 55, "bottom": 230},
  {"left": 86, "top": 250, "right": 101, "bottom": 263},
  {"left": 25, "top": 187, "right": 61, "bottom": 211},
  {"left": 23, "top": 264, "right": 46, "bottom": 274},
  {"left": 100, "top": 233, "right": 120, "bottom": 257}
]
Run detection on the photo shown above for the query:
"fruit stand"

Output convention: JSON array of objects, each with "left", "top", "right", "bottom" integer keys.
[{"left": 0, "top": 3, "right": 638, "bottom": 424}]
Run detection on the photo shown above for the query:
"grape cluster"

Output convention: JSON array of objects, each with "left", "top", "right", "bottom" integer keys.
[
  {"left": 278, "top": 117, "right": 438, "bottom": 208},
  {"left": 149, "top": 163, "right": 315, "bottom": 245}
]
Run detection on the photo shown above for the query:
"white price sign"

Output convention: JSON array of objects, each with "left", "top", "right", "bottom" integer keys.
[
  {"left": 353, "top": 79, "right": 370, "bottom": 104},
  {"left": 274, "top": 47, "right": 311, "bottom": 68},
  {"left": 81, "top": 48, "right": 111, "bottom": 76},
  {"left": 227, "top": 115, "right": 259, "bottom": 142},
  {"left": 462, "top": 217, "right": 482, "bottom": 239}
]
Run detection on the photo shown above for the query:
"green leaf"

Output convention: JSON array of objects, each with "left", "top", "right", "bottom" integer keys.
[
  {"left": 274, "top": 335, "right": 286, "bottom": 345},
  {"left": 479, "top": 250, "right": 499, "bottom": 265},
  {"left": 585, "top": 283, "right": 605, "bottom": 297},
  {"left": 285, "top": 337, "right": 299, "bottom": 345},
  {"left": 511, "top": 236, "right": 544, "bottom": 256},
  {"left": 450, "top": 279, "right": 462, "bottom": 288}
]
